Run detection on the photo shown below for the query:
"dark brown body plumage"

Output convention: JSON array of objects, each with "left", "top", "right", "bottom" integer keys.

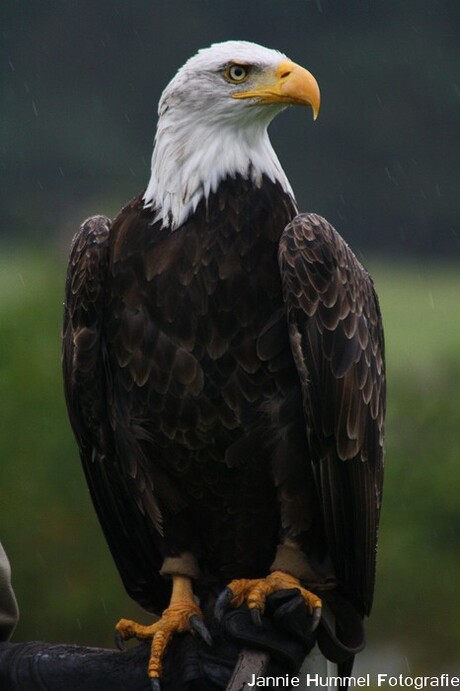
[{"left": 62, "top": 174, "right": 385, "bottom": 619}]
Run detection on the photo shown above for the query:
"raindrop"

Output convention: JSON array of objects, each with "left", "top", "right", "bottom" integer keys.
[{"left": 384, "top": 167, "right": 397, "bottom": 185}]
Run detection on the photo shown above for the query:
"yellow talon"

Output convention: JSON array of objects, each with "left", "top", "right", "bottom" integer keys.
[
  {"left": 115, "top": 575, "right": 206, "bottom": 680},
  {"left": 225, "top": 569, "right": 322, "bottom": 616}
]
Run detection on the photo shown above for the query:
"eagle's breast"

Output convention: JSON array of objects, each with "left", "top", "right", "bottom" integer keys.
[{"left": 105, "top": 175, "right": 297, "bottom": 461}]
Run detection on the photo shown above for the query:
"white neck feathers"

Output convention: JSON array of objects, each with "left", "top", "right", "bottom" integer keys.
[{"left": 143, "top": 104, "right": 294, "bottom": 230}]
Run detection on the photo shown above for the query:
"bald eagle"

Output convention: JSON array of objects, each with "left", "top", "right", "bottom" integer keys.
[{"left": 62, "top": 41, "right": 385, "bottom": 686}]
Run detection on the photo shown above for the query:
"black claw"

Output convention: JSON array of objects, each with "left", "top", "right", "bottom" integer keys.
[
  {"left": 150, "top": 678, "right": 161, "bottom": 691},
  {"left": 114, "top": 631, "right": 125, "bottom": 651},
  {"left": 250, "top": 607, "right": 263, "bottom": 628},
  {"left": 310, "top": 606, "right": 322, "bottom": 632},
  {"left": 189, "top": 614, "right": 213, "bottom": 646},
  {"left": 214, "top": 587, "right": 233, "bottom": 622}
]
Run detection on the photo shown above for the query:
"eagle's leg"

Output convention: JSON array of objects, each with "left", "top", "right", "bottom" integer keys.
[
  {"left": 115, "top": 575, "right": 210, "bottom": 689},
  {"left": 216, "top": 570, "right": 322, "bottom": 630}
]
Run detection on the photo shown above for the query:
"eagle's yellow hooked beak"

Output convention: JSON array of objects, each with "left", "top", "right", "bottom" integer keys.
[{"left": 232, "top": 59, "right": 320, "bottom": 120}]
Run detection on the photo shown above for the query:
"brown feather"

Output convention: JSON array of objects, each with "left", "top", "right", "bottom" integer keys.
[
  {"left": 62, "top": 184, "right": 384, "bottom": 623},
  {"left": 278, "top": 213, "right": 385, "bottom": 615}
]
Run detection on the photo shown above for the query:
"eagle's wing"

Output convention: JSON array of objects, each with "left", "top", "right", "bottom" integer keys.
[
  {"left": 62, "top": 216, "right": 169, "bottom": 613},
  {"left": 278, "top": 213, "right": 385, "bottom": 616}
]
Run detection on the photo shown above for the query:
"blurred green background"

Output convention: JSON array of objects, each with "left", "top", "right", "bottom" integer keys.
[{"left": 1, "top": 0, "right": 459, "bottom": 679}]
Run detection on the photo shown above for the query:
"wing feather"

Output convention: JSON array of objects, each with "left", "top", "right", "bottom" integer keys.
[
  {"left": 278, "top": 213, "right": 385, "bottom": 615},
  {"left": 62, "top": 215, "right": 170, "bottom": 613}
]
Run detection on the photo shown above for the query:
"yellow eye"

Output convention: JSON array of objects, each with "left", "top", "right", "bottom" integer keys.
[{"left": 225, "top": 63, "right": 250, "bottom": 83}]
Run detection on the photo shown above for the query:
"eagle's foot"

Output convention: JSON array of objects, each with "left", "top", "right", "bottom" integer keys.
[
  {"left": 115, "top": 575, "right": 211, "bottom": 688},
  {"left": 215, "top": 569, "right": 322, "bottom": 630}
]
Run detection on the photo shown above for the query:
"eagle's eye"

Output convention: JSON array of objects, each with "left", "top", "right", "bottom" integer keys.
[{"left": 225, "top": 63, "right": 250, "bottom": 83}]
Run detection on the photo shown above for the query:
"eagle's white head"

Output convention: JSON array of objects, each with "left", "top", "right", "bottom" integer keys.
[{"left": 143, "top": 40, "right": 320, "bottom": 230}]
